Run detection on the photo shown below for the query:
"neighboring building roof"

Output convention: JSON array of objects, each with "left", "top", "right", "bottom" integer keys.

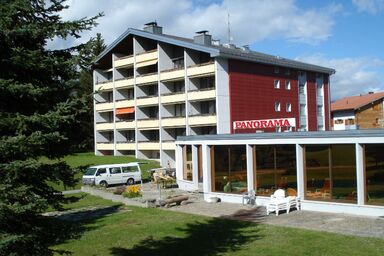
[
  {"left": 176, "top": 129, "right": 384, "bottom": 142},
  {"left": 94, "top": 27, "right": 335, "bottom": 74},
  {"left": 331, "top": 92, "right": 384, "bottom": 112}
]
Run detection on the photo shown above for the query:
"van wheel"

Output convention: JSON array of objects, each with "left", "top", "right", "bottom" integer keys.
[
  {"left": 100, "top": 181, "right": 108, "bottom": 188},
  {"left": 127, "top": 179, "right": 134, "bottom": 185}
]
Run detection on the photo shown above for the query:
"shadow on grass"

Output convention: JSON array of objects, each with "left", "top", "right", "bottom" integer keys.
[
  {"left": 110, "top": 217, "right": 261, "bottom": 256},
  {"left": 44, "top": 205, "right": 122, "bottom": 255}
]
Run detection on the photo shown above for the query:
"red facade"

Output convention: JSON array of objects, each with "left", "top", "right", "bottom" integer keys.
[{"left": 228, "top": 59, "right": 330, "bottom": 133}]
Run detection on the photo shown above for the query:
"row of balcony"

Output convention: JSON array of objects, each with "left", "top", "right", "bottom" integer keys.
[
  {"left": 95, "top": 89, "right": 216, "bottom": 112},
  {"left": 95, "top": 62, "right": 215, "bottom": 91},
  {"left": 95, "top": 115, "right": 217, "bottom": 131},
  {"left": 96, "top": 141, "right": 176, "bottom": 151}
]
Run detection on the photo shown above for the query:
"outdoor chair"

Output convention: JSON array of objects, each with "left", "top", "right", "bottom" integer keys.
[
  {"left": 242, "top": 189, "right": 256, "bottom": 205},
  {"left": 266, "top": 189, "right": 300, "bottom": 216}
]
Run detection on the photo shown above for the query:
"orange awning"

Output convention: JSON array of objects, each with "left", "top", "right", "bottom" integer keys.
[{"left": 116, "top": 107, "right": 135, "bottom": 115}]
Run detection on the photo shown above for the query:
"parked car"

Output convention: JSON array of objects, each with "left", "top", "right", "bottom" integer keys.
[{"left": 82, "top": 163, "right": 142, "bottom": 187}]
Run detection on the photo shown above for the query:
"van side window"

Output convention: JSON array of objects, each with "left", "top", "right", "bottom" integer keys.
[
  {"left": 122, "top": 166, "right": 138, "bottom": 173},
  {"left": 110, "top": 167, "right": 121, "bottom": 174},
  {"left": 96, "top": 168, "right": 106, "bottom": 175}
]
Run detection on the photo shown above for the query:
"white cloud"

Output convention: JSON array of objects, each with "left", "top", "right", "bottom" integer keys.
[
  {"left": 297, "top": 54, "right": 384, "bottom": 100},
  {"left": 352, "top": 0, "right": 384, "bottom": 14},
  {"left": 48, "top": 0, "right": 340, "bottom": 49}
]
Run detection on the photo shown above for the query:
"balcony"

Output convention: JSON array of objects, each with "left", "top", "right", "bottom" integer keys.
[
  {"left": 317, "top": 116, "right": 324, "bottom": 126},
  {"left": 136, "top": 50, "right": 158, "bottom": 68},
  {"left": 115, "top": 120, "right": 136, "bottom": 130},
  {"left": 300, "top": 116, "right": 307, "bottom": 126},
  {"left": 299, "top": 94, "right": 306, "bottom": 104},
  {"left": 96, "top": 143, "right": 114, "bottom": 150},
  {"left": 136, "top": 96, "right": 158, "bottom": 106},
  {"left": 116, "top": 142, "right": 136, "bottom": 151},
  {"left": 162, "top": 141, "right": 175, "bottom": 150},
  {"left": 160, "top": 68, "right": 184, "bottom": 81},
  {"left": 95, "top": 122, "right": 114, "bottom": 131},
  {"left": 115, "top": 99, "right": 134, "bottom": 108},
  {"left": 136, "top": 73, "right": 158, "bottom": 85},
  {"left": 188, "top": 89, "right": 216, "bottom": 101},
  {"left": 137, "top": 119, "right": 160, "bottom": 129},
  {"left": 161, "top": 93, "right": 186, "bottom": 104},
  {"left": 137, "top": 142, "right": 160, "bottom": 150},
  {"left": 188, "top": 114, "right": 216, "bottom": 126},
  {"left": 161, "top": 117, "right": 186, "bottom": 127},
  {"left": 316, "top": 96, "right": 324, "bottom": 105},
  {"left": 95, "top": 80, "right": 113, "bottom": 91},
  {"left": 95, "top": 102, "right": 114, "bottom": 112},
  {"left": 115, "top": 55, "right": 134, "bottom": 68},
  {"left": 187, "top": 62, "right": 215, "bottom": 78},
  {"left": 115, "top": 77, "right": 134, "bottom": 88}
]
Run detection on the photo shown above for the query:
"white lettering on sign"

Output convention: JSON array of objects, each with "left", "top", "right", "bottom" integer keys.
[{"left": 233, "top": 118, "right": 296, "bottom": 129}]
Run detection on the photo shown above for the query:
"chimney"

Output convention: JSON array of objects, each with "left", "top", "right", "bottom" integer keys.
[
  {"left": 193, "top": 30, "right": 212, "bottom": 45},
  {"left": 143, "top": 21, "right": 162, "bottom": 34}
]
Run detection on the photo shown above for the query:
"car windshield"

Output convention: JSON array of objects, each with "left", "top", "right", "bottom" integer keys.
[{"left": 84, "top": 168, "right": 97, "bottom": 175}]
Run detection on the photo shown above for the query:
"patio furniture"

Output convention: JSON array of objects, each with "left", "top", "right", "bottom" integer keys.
[
  {"left": 266, "top": 189, "right": 300, "bottom": 216},
  {"left": 242, "top": 189, "right": 256, "bottom": 205}
]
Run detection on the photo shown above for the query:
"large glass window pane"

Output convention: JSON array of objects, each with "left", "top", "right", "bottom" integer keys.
[
  {"left": 331, "top": 145, "right": 356, "bottom": 203},
  {"left": 305, "top": 145, "right": 331, "bottom": 200},
  {"left": 365, "top": 144, "right": 384, "bottom": 205},
  {"left": 305, "top": 144, "right": 356, "bottom": 203},
  {"left": 255, "top": 145, "right": 297, "bottom": 196},
  {"left": 213, "top": 145, "right": 247, "bottom": 194},
  {"left": 183, "top": 145, "right": 192, "bottom": 181}
]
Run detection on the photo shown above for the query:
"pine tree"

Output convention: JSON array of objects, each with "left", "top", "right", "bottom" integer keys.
[{"left": 0, "top": 0, "right": 101, "bottom": 255}]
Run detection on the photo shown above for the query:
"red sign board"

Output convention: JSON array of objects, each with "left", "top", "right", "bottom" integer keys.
[{"left": 233, "top": 118, "right": 296, "bottom": 130}]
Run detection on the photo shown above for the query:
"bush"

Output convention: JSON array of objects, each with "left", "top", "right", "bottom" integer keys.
[{"left": 122, "top": 185, "right": 142, "bottom": 198}]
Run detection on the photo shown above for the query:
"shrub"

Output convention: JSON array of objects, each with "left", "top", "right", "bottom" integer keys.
[{"left": 122, "top": 185, "right": 142, "bottom": 198}]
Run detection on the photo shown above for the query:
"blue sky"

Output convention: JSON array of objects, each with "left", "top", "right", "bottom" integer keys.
[{"left": 55, "top": 0, "right": 384, "bottom": 100}]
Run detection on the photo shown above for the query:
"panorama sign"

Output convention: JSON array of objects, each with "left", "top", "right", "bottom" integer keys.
[{"left": 233, "top": 118, "right": 296, "bottom": 130}]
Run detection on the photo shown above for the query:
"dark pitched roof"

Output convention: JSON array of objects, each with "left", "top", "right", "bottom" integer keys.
[
  {"left": 95, "top": 27, "right": 335, "bottom": 74},
  {"left": 331, "top": 92, "right": 384, "bottom": 112}
]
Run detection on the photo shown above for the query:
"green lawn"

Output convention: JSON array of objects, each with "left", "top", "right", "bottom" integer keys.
[
  {"left": 44, "top": 152, "right": 161, "bottom": 191},
  {"left": 50, "top": 194, "right": 384, "bottom": 256}
]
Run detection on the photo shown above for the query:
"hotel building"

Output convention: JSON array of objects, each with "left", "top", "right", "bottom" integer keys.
[{"left": 93, "top": 23, "right": 335, "bottom": 167}]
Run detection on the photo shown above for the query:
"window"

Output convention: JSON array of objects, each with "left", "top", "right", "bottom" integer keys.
[
  {"left": 174, "top": 104, "right": 185, "bottom": 117},
  {"left": 173, "top": 81, "right": 184, "bottom": 93},
  {"left": 183, "top": 145, "right": 193, "bottom": 181},
  {"left": 122, "top": 166, "right": 138, "bottom": 173},
  {"left": 274, "top": 66, "right": 280, "bottom": 74},
  {"left": 365, "top": 144, "right": 384, "bottom": 205},
  {"left": 275, "top": 127, "right": 282, "bottom": 132},
  {"left": 274, "top": 80, "right": 280, "bottom": 89},
  {"left": 285, "top": 68, "right": 291, "bottom": 75},
  {"left": 317, "top": 106, "right": 323, "bottom": 116},
  {"left": 212, "top": 145, "right": 247, "bottom": 194},
  {"left": 285, "top": 80, "right": 291, "bottom": 90},
  {"left": 305, "top": 144, "right": 356, "bottom": 203},
  {"left": 255, "top": 145, "right": 297, "bottom": 196},
  {"left": 124, "top": 130, "right": 135, "bottom": 142},
  {"left": 127, "top": 88, "right": 134, "bottom": 100},
  {"left": 275, "top": 101, "right": 281, "bottom": 112},
  {"left": 107, "top": 91, "right": 113, "bottom": 102},
  {"left": 299, "top": 83, "right": 305, "bottom": 94},
  {"left": 334, "top": 119, "right": 344, "bottom": 124},
  {"left": 96, "top": 168, "right": 107, "bottom": 176},
  {"left": 286, "top": 103, "right": 292, "bottom": 112},
  {"left": 200, "top": 101, "right": 215, "bottom": 115},
  {"left": 110, "top": 167, "right": 121, "bottom": 174},
  {"left": 172, "top": 57, "right": 184, "bottom": 69},
  {"left": 200, "top": 76, "right": 215, "bottom": 90}
]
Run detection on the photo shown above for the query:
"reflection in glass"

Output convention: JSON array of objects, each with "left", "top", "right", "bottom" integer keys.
[
  {"left": 305, "top": 144, "right": 356, "bottom": 203},
  {"left": 365, "top": 144, "right": 384, "bottom": 205},
  {"left": 212, "top": 145, "right": 247, "bottom": 194},
  {"left": 183, "top": 145, "right": 192, "bottom": 181},
  {"left": 255, "top": 145, "right": 297, "bottom": 196}
]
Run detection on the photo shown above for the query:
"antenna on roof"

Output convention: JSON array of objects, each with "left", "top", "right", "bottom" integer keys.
[{"left": 227, "top": 12, "right": 231, "bottom": 44}]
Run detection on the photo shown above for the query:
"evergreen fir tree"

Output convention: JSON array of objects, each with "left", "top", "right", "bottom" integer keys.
[{"left": 0, "top": 0, "right": 101, "bottom": 254}]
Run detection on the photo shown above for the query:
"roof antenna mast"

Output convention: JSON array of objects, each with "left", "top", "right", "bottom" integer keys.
[{"left": 227, "top": 12, "right": 231, "bottom": 44}]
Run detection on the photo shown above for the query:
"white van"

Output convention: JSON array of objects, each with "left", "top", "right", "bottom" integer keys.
[{"left": 82, "top": 162, "right": 142, "bottom": 187}]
